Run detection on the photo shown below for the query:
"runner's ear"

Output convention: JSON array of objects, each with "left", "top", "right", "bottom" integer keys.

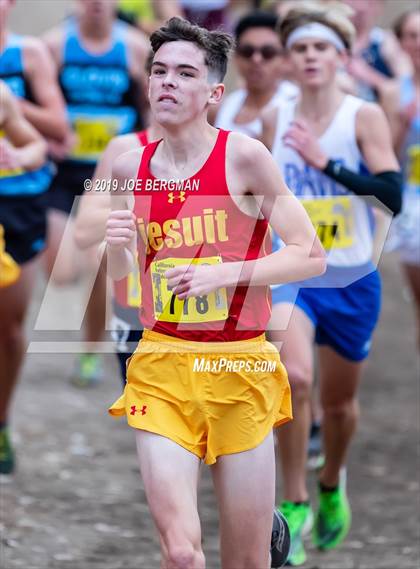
[{"left": 208, "top": 83, "right": 225, "bottom": 107}]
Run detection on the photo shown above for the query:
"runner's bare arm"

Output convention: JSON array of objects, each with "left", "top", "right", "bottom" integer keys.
[
  {"left": 356, "top": 103, "right": 400, "bottom": 173},
  {"left": 381, "top": 31, "right": 413, "bottom": 79},
  {"left": 260, "top": 106, "right": 278, "bottom": 151},
  {"left": 0, "top": 82, "right": 47, "bottom": 170},
  {"left": 105, "top": 150, "right": 141, "bottom": 280},
  {"left": 127, "top": 28, "right": 150, "bottom": 120},
  {"left": 20, "top": 37, "right": 68, "bottom": 142},
  {"left": 75, "top": 135, "right": 140, "bottom": 249},
  {"left": 281, "top": 104, "right": 402, "bottom": 214},
  {"left": 226, "top": 135, "right": 327, "bottom": 286}
]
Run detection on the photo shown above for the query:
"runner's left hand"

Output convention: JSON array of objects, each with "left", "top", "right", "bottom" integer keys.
[
  {"left": 165, "top": 263, "right": 226, "bottom": 299},
  {"left": 283, "top": 120, "right": 328, "bottom": 170}
]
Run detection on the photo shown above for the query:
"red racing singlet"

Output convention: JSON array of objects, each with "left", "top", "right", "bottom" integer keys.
[
  {"left": 133, "top": 129, "right": 272, "bottom": 341},
  {"left": 114, "top": 130, "right": 149, "bottom": 309}
]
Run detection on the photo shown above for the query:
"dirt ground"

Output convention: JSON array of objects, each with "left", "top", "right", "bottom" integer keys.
[{"left": 1, "top": 252, "right": 419, "bottom": 569}]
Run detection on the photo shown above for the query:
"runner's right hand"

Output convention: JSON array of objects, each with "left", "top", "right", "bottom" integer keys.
[{"left": 105, "top": 210, "right": 136, "bottom": 250}]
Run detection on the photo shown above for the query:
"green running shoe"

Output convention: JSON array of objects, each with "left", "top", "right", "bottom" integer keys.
[
  {"left": 313, "top": 482, "right": 351, "bottom": 550},
  {"left": 71, "top": 354, "right": 103, "bottom": 387},
  {"left": 0, "top": 426, "right": 15, "bottom": 475},
  {"left": 279, "top": 501, "right": 313, "bottom": 566}
]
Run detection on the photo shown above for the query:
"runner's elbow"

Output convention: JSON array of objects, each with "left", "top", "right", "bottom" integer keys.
[
  {"left": 314, "top": 255, "right": 327, "bottom": 276},
  {"left": 51, "top": 115, "right": 70, "bottom": 143},
  {"left": 74, "top": 220, "right": 104, "bottom": 250},
  {"left": 73, "top": 224, "right": 92, "bottom": 250},
  {"left": 309, "top": 241, "right": 327, "bottom": 276}
]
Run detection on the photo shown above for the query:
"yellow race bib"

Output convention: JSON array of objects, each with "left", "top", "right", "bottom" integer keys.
[
  {"left": 302, "top": 196, "right": 354, "bottom": 251},
  {"left": 70, "top": 118, "right": 120, "bottom": 161},
  {"left": 151, "top": 256, "right": 228, "bottom": 323},
  {"left": 408, "top": 144, "right": 420, "bottom": 186}
]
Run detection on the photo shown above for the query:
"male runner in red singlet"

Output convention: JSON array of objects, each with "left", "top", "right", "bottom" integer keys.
[{"left": 105, "top": 18, "right": 326, "bottom": 569}]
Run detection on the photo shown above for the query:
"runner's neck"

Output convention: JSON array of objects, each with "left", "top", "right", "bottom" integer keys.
[
  {"left": 299, "top": 84, "right": 344, "bottom": 123},
  {"left": 79, "top": 17, "right": 113, "bottom": 43},
  {"left": 158, "top": 120, "right": 216, "bottom": 166},
  {"left": 147, "top": 124, "right": 164, "bottom": 142},
  {"left": 244, "top": 85, "right": 279, "bottom": 109}
]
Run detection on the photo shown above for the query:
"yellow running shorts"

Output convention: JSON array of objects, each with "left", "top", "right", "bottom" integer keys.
[
  {"left": 0, "top": 224, "right": 20, "bottom": 288},
  {"left": 109, "top": 330, "right": 292, "bottom": 465}
]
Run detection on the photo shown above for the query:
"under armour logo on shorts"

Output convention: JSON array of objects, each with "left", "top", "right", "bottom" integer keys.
[{"left": 130, "top": 405, "right": 147, "bottom": 416}]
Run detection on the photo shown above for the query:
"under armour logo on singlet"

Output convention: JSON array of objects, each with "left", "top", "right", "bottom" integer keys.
[
  {"left": 130, "top": 405, "right": 147, "bottom": 416},
  {"left": 168, "top": 191, "right": 186, "bottom": 203}
]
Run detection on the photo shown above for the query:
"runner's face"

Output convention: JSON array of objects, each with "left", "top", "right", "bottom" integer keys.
[
  {"left": 400, "top": 13, "right": 420, "bottom": 71},
  {"left": 77, "top": 0, "right": 117, "bottom": 23},
  {"left": 0, "top": 0, "right": 14, "bottom": 28},
  {"left": 288, "top": 38, "right": 344, "bottom": 89},
  {"left": 235, "top": 28, "right": 283, "bottom": 92},
  {"left": 149, "top": 41, "right": 222, "bottom": 127}
]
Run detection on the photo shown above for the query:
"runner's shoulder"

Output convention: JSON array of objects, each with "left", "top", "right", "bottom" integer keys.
[
  {"left": 20, "top": 35, "right": 52, "bottom": 62},
  {"left": 261, "top": 104, "right": 279, "bottom": 125},
  {"left": 107, "top": 133, "right": 142, "bottom": 156},
  {"left": 227, "top": 131, "right": 271, "bottom": 169},
  {"left": 42, "top": 26, "right": 65, "bottom": 66},
  {"left": 124, "top": 23, "right": 149, "bottom": 52},
  {"left": 260, "top": 104, "right": 280, "bottom": 150},
  {"left": 356, "top": 100, "right": 388, "bottom": 136},
  {"left": 112, "top": 146, "right": 145, "bottom": 182}
]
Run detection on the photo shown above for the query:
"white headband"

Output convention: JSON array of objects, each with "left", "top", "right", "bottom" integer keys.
[{"left": 286, "top": 22, "right": 346, "bottom": 52}]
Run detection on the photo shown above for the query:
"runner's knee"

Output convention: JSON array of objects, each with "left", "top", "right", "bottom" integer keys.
[
  {"left": 164, "top": 543, "right": 204, "bottom": 569},
  {"left": 323, "top": 397, "right": 359, "bottom": 420},
  {"left": 287, "top": 364, "right": 312, "bottom": 402},
  {"left": 160, "top": 522, "right": 204, "bottom": 569}
]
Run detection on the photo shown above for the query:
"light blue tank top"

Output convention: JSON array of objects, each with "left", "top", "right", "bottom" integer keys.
[
  {"left": 0, "top": 34, "right": 52, "bottom": 197},
  {"left": 59, "top": 18, "right": 140, "bottom": 164}
]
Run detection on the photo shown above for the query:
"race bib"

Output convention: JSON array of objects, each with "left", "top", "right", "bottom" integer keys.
[
  {"left": 302, "top": 196, "right": 354, "bottom": 250},
  {"left": 127, "top": 269, "right": 142, "bottom": 308},
  {"left": 151, "top": 256, "right": 228, "bottom": 323},
  {"left": 70, "top": 117, "right": 120, "bottom": 161},
  {"left": 408, "top": 144, "right": 420, "bottom": 186},
  {"left": 0, "top": 167, "right": 24, "bottom": 178}
]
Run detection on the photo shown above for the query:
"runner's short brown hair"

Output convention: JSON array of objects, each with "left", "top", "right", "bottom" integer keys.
[
  {"left": 278, "top": 1, "right": 355, "bottom": 52},
  {"left": 150, "top": 17, "right": 234, "bottom": 82}
]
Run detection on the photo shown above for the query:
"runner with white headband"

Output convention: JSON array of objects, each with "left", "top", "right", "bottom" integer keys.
[
  {"left": 261, "top": 1, "right": 401, "bottom": 565},
  {"left": 285, "top": 22, "right": 347, "bottom": 53}
]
